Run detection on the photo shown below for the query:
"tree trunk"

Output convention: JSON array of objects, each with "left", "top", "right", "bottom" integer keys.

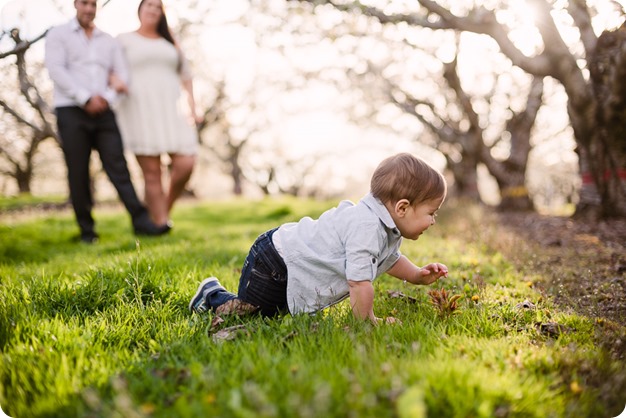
[
  {"left": 481, "top": 77, "right": 543, "bottom": 212},
  {"left": 496, "top": 172, "right": 534, "bottom": 212},
  {"left": 580, "top": 25, "right": 626, "bottom": 219},
  {"left": 445, "top": 152, "right": 480, "bottom": 202},
  {"left": 231, "top": 167, "right": 243, "bottom": 196},
  {"left": 16, "top": 169, "right": 31, "bottom": 194},
  {"left": 227, "top": 145, "right": 243, "bottom": 196}
]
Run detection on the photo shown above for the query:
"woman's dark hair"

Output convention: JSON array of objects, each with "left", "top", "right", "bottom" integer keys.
[{"left": 138, "top": 0, "right": 175, "bottom": 45}]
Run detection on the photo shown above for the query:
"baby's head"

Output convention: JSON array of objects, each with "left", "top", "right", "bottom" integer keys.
[{"left": 371, "top": 153, "right": 447, "bottom": 207}]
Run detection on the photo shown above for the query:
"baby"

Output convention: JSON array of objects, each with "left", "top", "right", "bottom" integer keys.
[{"left": 190, "top": 153, "right": 449, "bottom": 324}]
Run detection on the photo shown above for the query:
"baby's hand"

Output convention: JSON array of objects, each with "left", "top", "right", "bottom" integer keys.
[{"left": 418, "top": 263, "right": 449, "bottom": 285}]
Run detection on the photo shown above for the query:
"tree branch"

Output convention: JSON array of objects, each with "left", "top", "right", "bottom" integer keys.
[
  {"left": 0, "top": 30, "right": 47, "bottom": 59},
  {"left": 567, "top": 0, "right": 598, "bottom": 55}
]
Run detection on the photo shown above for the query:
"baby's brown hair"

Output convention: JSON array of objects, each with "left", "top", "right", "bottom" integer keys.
[{"left": 371, "top": 153, "right": 446, "bottom": 206}]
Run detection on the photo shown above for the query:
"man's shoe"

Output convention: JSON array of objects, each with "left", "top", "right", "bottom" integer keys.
[
  {"left": 78, "top": 232, "right": 99, "bottom": 244},
  {"left": 189, "top": 277, "right": 226, "bottom": 313},
  {"left": 134, "top": 219, "right": 171, "bottom": 236}
]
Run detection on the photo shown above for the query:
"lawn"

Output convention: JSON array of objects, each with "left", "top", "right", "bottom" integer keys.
[{"left": 0, "top": 197, "right": 625, "bottom": 418}]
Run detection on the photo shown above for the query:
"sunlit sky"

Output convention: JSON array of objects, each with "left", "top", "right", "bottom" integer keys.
[{"left": 0, "top": 0, "right": 139, "bottom": 35}]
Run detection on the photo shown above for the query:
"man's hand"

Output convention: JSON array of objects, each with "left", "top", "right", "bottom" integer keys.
[{"left": 84, "top": 95, "right": 109, "bottom": 116}]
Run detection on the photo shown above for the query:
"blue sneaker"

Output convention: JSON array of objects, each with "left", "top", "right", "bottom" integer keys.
[{"left": 189, "top": 277, "right": 226, "bottom": 313}]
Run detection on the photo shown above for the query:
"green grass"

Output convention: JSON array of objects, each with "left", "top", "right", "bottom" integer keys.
[
  {"left": 0, "top": 194, "right": 68, "bottom": 212},
  {"left": 0, "top": 198, "right": 624, "bottom": 417}
]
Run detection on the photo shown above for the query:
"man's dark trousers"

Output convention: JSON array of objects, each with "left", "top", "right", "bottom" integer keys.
[{"left": 56, "top": 106, "right": 148, "bottom": 237}]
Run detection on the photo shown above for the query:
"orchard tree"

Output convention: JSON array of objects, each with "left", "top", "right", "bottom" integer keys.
[
  {"left": 281, "top": 0, "right": 559, "bottom": 210},
  {"left": 388, "top": 53, "right": 543, "bottom": 210},
  {"left": 0, "top": 0, "right": 112, "bottom": 195},
  {"left": 290, "top": 0, "right": 626, "bottom": 219},
  {"left": 0, "top": 28, "right": 57, "bottom": 194}
]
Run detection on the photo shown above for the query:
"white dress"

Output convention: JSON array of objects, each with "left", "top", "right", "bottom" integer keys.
[{"left": 115, "top": 32, "right": 198, "bottom": 156}]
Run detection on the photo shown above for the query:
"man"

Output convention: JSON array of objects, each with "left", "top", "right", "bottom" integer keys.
[{"left": 45, "top": 0, "right": 170, "bottom": 243}]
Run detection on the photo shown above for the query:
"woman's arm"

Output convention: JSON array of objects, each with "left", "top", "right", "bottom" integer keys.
[
  {"left": 181, "top": 77, "right": 202, "bottom": 125},
  {"left": 177, "top": 46, "right": 202, "bottom": 125}
]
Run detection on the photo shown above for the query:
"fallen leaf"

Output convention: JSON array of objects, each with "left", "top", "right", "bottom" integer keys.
[
  {"left": 211, "top": 324, "right": 249, "bottom": 342},
  {"left": 387, "top": 290, "right": 419, "bottom": 303}
]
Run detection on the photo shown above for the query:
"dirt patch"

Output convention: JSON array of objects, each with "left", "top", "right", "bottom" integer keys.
[{"left": 495, "top": 210, "right": 626, "bottom": 326}]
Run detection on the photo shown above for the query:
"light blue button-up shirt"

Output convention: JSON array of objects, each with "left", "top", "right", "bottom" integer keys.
[
  {"left": 45, "top": 18, "right": 128, "bottom": 108},
  {"left": 274, "top": 193, "right": 403, "bottom": 314}
]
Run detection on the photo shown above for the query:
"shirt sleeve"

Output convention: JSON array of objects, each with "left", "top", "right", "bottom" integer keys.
[
  {"left": 44, "top": 26, "right": 90, "bottom": 106},
  {"left": 344, "top": 220, "right": 383, "bottom": 282}
]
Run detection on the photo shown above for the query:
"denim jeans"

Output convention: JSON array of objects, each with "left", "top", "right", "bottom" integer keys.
[{"left": 207, "top": 228, "right": 288, "bottom": 316}]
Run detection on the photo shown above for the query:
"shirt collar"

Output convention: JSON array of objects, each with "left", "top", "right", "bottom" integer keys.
[
  {"left": 361, "top": 192, "right": 399, "bottom": 232},
  {"left": 69, "top": 17, "right": 101, "bottom": 36}
]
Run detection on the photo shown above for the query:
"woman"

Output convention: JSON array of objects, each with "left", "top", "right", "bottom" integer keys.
[{"left": 114, "top": 0, "right": 201, "bottom": 226}]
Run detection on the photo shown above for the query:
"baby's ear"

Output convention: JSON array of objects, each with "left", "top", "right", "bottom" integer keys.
[{"left": 394, "top": 199, "right": 410, "bottom": 216}]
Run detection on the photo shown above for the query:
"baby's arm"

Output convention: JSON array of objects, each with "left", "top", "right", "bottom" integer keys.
[
  {"left": 348, "top": 280, "right": 376, "bottom": 323},
  {"left": 348, "top": 280, "right": 399, "bottom": 325},
  {"left": 387, "top": 255, "right": 448, "bottom": 285}
]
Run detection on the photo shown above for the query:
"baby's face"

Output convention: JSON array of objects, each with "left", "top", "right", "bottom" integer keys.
[{"left": 394, "top": 196, "right": 444, "bottom": 240}]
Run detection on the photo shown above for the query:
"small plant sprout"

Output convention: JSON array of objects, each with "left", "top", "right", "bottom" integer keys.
[{"left": 428, "top": 288, "right": 463, "bottom": 318}]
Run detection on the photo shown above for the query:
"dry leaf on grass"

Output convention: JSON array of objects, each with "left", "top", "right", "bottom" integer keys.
[
  {"left": 211, "top": 324, "right": 250, "bottom": 343},
  {"left": 387, "top": 290, "right": 419, "bottom": 304}
]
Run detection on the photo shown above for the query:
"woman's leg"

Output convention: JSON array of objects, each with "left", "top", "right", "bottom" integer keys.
[
  {"left": 136, "top": 155, "right": 169, "bottom": 225},
  {"left": 167, "top": 153, "right": 195, "bottom": 213}
]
